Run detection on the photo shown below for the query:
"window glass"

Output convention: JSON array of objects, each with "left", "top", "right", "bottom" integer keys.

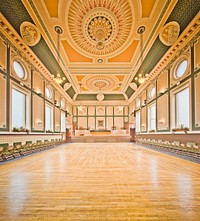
[
  {"left": 149, "top": 86, "right": 155, "bottom": 99},
  {"left": 148, "top": 104, "right": 156, "bottom": 131},
  {"left": 175, "top": 60, "right": 188, "bottom": 78},
  {"left": 61, "top": 98, "right": 65, "bottom": 109},
  {"left": 175, "top": 87, "right": 189, "bottom": 128},
  {"left": 45, "top": 86, "right": 52, "bottom": 99},
  {"left": 13, "top": 61, "right": 25, "bottom": 79},
  {"left": 45, "top": 105, "right": 53, "bottom": 131},
  {"left": 61, "top": 111, "right": 66, "bottom": 132},
  {"left": 136, "top": 98, "right": 140, "bottom": 108},
  {"left": 136, "top": 111, "right": 140, "bottom": 132},
  {"left": 12, "top": 88, "right": 26, "bottom": 128}
]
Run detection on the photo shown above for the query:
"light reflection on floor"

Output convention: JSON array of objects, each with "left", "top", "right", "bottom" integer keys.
[{"left": 0, "top": 143, "right": 200, "bottom": 220}]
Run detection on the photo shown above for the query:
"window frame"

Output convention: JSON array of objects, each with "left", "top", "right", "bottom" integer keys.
[
  {"left": 11, "top": 83, "right": 30, "bottom": 130},
  {"left": 11, "top": 54, "right": 29, "bottom": 81},
  {"left": 171, "top": 53, "right": 190, "bottom": 81},
  {"left": 171, "top": 81, "right": 191, "bottom": 131},
  {"left": 148, "top": 84, "right": 156, "bottom": 100},
  {"left": 45, "top": 84, "right": 53, "bottom": 100},
  {"left": 61, "top": 110, "right": 66, "bottom": 132},
  {"left": 135, "top": 110, "right": 141, "bottom": 133},
  {"left": 148, "top": 102, "right": 156, "bottom": 131},
  {"left": 45, "top": 102, "right": 54, "bottom": 132}
]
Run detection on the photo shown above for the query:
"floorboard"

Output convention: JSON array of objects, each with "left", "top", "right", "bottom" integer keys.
[{"left": 0, "top": 143, "right": 200, "bottom": 220}]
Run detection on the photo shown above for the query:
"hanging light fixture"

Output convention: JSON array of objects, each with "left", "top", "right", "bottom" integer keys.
[
  {"left": 134, "top": 26, "right": 148, "bottom": 84},
  {"left": 116, "top": 83, "right": 124, "bottom": 111},
  {"left": 52, "top": 26, "right": 66, "bottom": 84},
  {"left": 77, "top": 83, "right": 84, "bottom": 111}
]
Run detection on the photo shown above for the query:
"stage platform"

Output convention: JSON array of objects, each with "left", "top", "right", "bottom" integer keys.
[{"left": 72, "top": 130, "right": 130, "bottom": 143}]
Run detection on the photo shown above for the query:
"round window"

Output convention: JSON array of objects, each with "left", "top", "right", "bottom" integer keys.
[
  {"left": 45, "top": 87, "right": 52, "bottom": 99},
  {"left": 149, "top": 86, "right": 155, "bottom": 99},
  {"left": 61, "top": 98, "right": 65, "bottom": 108},
  {"left": 175, "top": 59, "right": 188, "bottom": 78},
  {"left": 13, "top": 61, "right": 26, "bottom": 79},
  {"left": 136, "top": 98, "right": 140, "bottom": 108}
]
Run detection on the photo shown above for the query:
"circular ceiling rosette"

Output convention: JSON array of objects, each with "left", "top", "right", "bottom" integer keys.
[
  {"left": 82, "top": 75, "right": 119, "bottom": 92},
  {"left": 68, "top": 0, "right": 133, "bottom": 56}
]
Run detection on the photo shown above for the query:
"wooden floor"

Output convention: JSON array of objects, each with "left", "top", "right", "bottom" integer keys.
[{"left": 0, "top": 143, "right": 200, "bottom": 221}]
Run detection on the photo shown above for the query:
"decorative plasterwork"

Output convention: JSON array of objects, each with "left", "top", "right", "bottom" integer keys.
[
  {"left": 68, "top": 0, "right": 133, "bottom": 55},
  {"left": 159, "top": 21, "right": 180, "bottom": 46},
  {"left": 96, "top": 92, "right": 105, "bottom": 101},
  {"left": 128, "top": 13, "right": 200, "bottom": 104},
  {"left": 0, "top": 13, "right": 72, "bottom": 103},
  {"left": 20, "top": 21, "right": 41, "bottom": 46},
  {"left": 82, "top": 75, "right": 119, "bottom": 92}
]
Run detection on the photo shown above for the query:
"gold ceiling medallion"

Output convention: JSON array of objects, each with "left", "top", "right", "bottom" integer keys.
[
  {"left": 82, "top": 75, "right": 119, "bottom": 92},
  {"left": 159, "top": 21, "right": 180, "bottom": 46},
  {"left": 68, "top": 0, "right": 133, "bottom": 55},
  {"left": 20, "top": 22, "right": 41, "bottom": 46},
  {"left": 88, "top": 16, "right": 112, "bottom": 50}
]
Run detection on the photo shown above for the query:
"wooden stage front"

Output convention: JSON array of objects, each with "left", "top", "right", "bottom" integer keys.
[{"left": 72, "top": 130, "right": 130, "bottom": 142}]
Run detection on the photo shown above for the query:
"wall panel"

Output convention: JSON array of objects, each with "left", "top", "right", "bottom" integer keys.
[
  {"left": 32, "top": 94, "right": 44, "bottom": 131},
  {"left": 0, "top": 39, "right": 6, "bottom": 70},
  {"left": 0, "top": 74, "right": 7, "bottom": 129},
  {"left": 157, "top": 94, "right": 169, "bottom": 130},
  {"left": 54, "top": 107, "right": 61, "bottom": 132},
  {"left": 195, "top": 74, "right": 200, "bottom": 127}
]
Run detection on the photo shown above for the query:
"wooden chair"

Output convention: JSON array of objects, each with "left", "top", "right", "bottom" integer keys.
[
  {"left": 0, "top": 146, "right": 4, "bottom": 162},
  {"left": 2, "top": 145, "right": 14, "bottom": 161}
]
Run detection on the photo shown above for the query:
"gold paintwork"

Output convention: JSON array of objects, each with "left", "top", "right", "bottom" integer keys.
[
  {"left": 20, "top": 0, "right": 176, "bottom": 99},
  {"left": 141, "top": 0, "right": 157, "bottom": 18},
  {"left": 62, "top": 40, "right": 93, "bottom": 62},
  {"left": 108, "top": 40, "right": 139, "bottom": 62}
]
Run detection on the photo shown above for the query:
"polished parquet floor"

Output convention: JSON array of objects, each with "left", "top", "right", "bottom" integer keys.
[{"left": 0, "top": 143, "right": 200, "bottom": 221}]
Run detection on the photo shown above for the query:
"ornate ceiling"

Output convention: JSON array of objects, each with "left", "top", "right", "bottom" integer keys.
[
  {"left": 67, "top": 0, "right": 133, "bottom": 56},
  {"left": 0, "top": 0, "right": 199, "bottom": 103}
]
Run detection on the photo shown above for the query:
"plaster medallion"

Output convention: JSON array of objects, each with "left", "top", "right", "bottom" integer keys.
[
  {"left": 20, "top": 22, "right": 41, "bottom": 46},
  {"left": 159, "top": 21, "right": 180, "bottom": 46}
]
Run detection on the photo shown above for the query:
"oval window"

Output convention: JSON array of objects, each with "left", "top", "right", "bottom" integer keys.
[
  {"left": 149, "top": 86, "right": 155, "bottom": 99},
  {"left": 13, "top": 61, "right": 25, "bottom": 79},
  {"left": 61, "top": 98, "right": 65, "bottom": 109},
  {"left": 45, "top": 87, "right": 52, "bottom": 99},
  {"left": 175, "top": 60, "right": 188, "bottom": 78},
  {"left": 136, "top": 98, "right": 140, "bottom": 108}
]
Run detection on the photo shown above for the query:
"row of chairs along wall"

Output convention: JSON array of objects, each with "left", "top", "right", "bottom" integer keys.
[{"left": 0, "top": 138, "right": 63, "bottom": 163}]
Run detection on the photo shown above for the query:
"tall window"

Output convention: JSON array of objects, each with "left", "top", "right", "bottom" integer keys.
[
  {"left": 175, "top": 87, "right": 189, "bottom": 128},
  {"left": 148, "top": 103, "right": 156, "bottom": 131},
  {"left": 61, "top": 111, "right": 66, "bottom": 132},
  {"left": 45, "top": 104, "right": 53, "bottom": 131},
  {"left": 136, "top": 111, "right": 140, "bottom": 132},
  {"left": 12, "top": 88, "right": 26, "bottom": 128}
]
